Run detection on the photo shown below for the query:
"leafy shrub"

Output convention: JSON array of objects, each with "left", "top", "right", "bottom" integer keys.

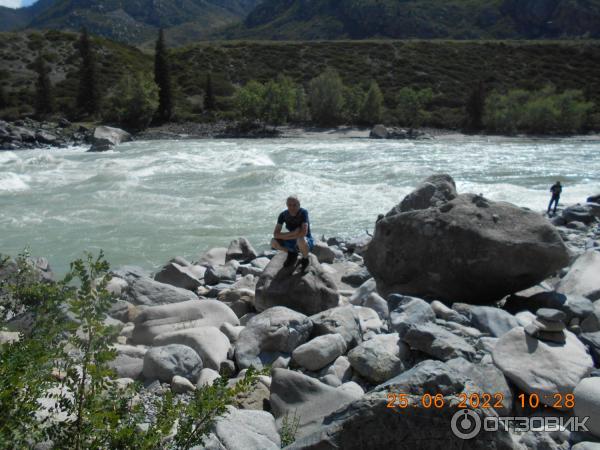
[
  {"left": 0, "top": 251, "right": 267, "bottom": 450},
  {"left": 308, "top": 68, "right": 346, "bottom": 126},
  {"left": 484, "top": 85, "right": 594, "bottom": 134},
  {"left": 396, "top": 87, "right": 433, "bottom": 128},
  {"left": 103, "top": 72, "right": 159, "bottom": 131}
]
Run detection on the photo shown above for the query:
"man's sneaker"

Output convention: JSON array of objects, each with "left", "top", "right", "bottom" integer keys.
[
  {"left": 284, "top": 252, "right": 298, "bottom": 267},
  {"left": 299, "top": 257, "right": 309, "bottom": 272}
]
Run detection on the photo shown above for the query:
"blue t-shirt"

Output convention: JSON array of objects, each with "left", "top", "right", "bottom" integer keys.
[{"left": 277, "top": 208, "right": 312, "bottom": 238}]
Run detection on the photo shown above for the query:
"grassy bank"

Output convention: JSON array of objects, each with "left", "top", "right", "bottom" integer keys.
[{"left": 1, "top": 31, "right": 599, "bottom": 130}]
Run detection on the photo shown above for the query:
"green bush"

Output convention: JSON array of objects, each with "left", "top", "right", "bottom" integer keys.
[
  {"left": 308, "top": 68, "right": 346, "bottom": 126},
  {"left": 396, "top": 87, "right": 433, "bottom": 128},
  {"left": 359, "top": 80, "right": 384, "bottom": 125},
  {"left": 103, "top": 72, "right": 159, "bottom": 131},
  {"left": 484, "top": 85, "right": 594, "bottom": 134},
  {"left": 234, "top": 76, "right": 300, "bottom": 126},
  {"left": 0, "top": 251, "right": 267, "bottom": 450}
]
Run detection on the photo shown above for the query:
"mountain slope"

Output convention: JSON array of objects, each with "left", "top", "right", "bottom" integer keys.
[
  {"left": 219, "top": 0, "right": 600, "bottom": 40},
  {"left": 0, "top": 0, "right": 260, "bottom": 45}
]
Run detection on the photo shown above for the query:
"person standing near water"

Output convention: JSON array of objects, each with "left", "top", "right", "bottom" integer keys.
[
  {"left": 547, "top": 181, "right": 562, "bottom": 215},
  {"left": 271, "top": 195, "right": 314, "bottom": 271}
]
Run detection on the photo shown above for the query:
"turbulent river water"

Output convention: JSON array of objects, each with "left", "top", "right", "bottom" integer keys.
[{"left": 1, "top": 135, "right": 599, "bottom": 275}]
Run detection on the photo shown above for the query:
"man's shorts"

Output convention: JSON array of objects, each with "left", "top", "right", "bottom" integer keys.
[{"left": 275, "top": 236, "right": 315, "bottom": 253}]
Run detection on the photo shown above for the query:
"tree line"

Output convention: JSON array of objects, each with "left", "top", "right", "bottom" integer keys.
[{"left": 29, "top": 29, "right": 595, "bottom": 134}]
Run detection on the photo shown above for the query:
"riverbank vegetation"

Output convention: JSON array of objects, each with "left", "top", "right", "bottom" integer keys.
[
  {"left": 1, "top": 30, "right": 599, "bottom": 134},
  {"left": 0, "top": 251, "right": 266, "bottom": 449}
]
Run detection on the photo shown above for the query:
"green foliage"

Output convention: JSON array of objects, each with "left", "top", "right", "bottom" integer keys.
[
  {"left": 234, "top": 80, "right": 266, "bottom": 123},
  {"left": 290, "top": 85, "right": 310, "bottom": 122},
  {"left": 34, "top": 54, "right": 54, "bottom": 118},
  {"left": 359, "top": 80, "right": 384, "bottom": 125},
  {"left": 483, "top": 85, "right": 594, "bottom": 134},
  {"left": 308, "top": 68, "right": 346, "bottom": 126},
  {"left": 234, "top": 76, "right": 298, "bottom": 126},
  {"left": 262, "top": 76, "right": 296, "bottom": 126},
  {"left": 204, "top": 73, "right": 216, "bottom": 111},
  {"left": 396, "top": 87, "right": 433, "bottom": 128},
  {"left": 76, "top": 28, "right": 100, "bottom": 117},
  {"left": 280, "top": 410, "right": 300, "bottom": 447},
  {"left": 465, "top": 80, "right": 485, "bottom": 131},
  {"left": 0, "top": 250, "right": 269, "bottom": 450},
  {"left": 154, "top": 29, "right": 174, "bottom": 122},
  {"left": 104, "top": 72, "right": 159, "bottom": 131}
]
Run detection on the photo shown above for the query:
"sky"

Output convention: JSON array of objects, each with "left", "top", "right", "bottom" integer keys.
[{"left": 0, "top": 0, "right": 38, "bottom": 8}]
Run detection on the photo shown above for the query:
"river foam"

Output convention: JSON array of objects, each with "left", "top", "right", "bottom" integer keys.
[{"left": 1, "top": 136, "right": 599, "bottom": 274}]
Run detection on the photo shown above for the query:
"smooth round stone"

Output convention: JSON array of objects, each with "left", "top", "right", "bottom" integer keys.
[
  {"left": 535, "top": 318, "right": 566, "bottom": 332},
  {"left": 574, "top": 377, "right": 600, "bottom": 438},
  {"left": 536, "top": 308, "right": 566, "bottom": 322}
]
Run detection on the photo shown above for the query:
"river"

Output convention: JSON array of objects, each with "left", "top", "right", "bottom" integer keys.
[{"left": 1, "top": 135, "right": 599, "bottom": 274}]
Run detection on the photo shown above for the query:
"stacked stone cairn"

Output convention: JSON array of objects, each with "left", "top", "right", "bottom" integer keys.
[{"left": 524, "top": 308, "right": 567, "bottom": 343}]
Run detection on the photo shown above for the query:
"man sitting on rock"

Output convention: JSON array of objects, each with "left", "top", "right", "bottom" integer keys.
[{"left": 271, "top": 195, "right": 314, "bottom": 271}]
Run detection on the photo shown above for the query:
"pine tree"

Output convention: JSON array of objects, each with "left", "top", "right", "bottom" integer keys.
[
  {"left": 466, "top": 80, "right": 486, "bottom": 131},
  {"left": 76, "top": 28, "right": 99, "bottom": 117},
  {"left": 0, "top": 85, "right": 7, "bottom": 110},
  {"left": 154, "top": 29, "right": 173, "bottom": 122},
  {"left": 359, "top": 80, "right": 384, "bottom": 125},
  {"left": 34, "top": 55, "right": 54, "bottom": 118},
  {"left": 204, "top": 72, "right": 216, "bottom": 111}
]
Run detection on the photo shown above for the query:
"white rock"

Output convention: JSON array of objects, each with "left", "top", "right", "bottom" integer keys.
[
  {"left": 131, "top": 299, "right": 239, "bottom": 345},
  {"left": 171, "top": 375, "right": 196, "bottom": 393},
  {"left": 492, "top": 327, "right": 593, "bottom": 406},
  {"left": 574, "top": 377, "right": 600, "bottom": 438},
  {"left": 557, "top": 251, "right": 600, "bottom": 300},
  {"left": 292, "top": 333, "right": 347, "bottom": 371},
  {"left": 153, "top": 326, "right": 230, "bottom": 371},
  {"left": 197, "top": 368, "right": 221, "bottom": 388}
]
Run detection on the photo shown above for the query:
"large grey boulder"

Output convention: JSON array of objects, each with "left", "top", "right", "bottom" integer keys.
[
  {"left": 269, "top": 368, "right": 362, "bottom": 439},
  {"left": 452, "top": 303, "right": 520, "bottom": 337},
  {"left": 88, "top": 126, "right": 131, "bottom": 152},
  {"left": 204, "top": 263, "right": 237, "bottom": 285},
  {"left": 292, "top": 333, "right": 347, "bottom": 371},
  {"left": 287, "top": 390, "right": 516, "bottom": 449},
  {"left": 200, "top": 406, "right": 280, "bottom": 450},
  {"left": 388, "top": 294, "right": 436, "bottom": 337},
  {"left": 153, "top": 258, "right": 204, "bottom": 291},
  {"left": 347, "top": 333, "right": 411, "bottom": 384},
  {"left": 492, "top": 327, "right": 593, "bottom": 407},
  {"left": 446, "top": 357, "right": 513, "bottom": 415},
  {"left": 309, "top": 305, "right": 381, "bottom": 349},
  {"left": 131, "top": 299, "right": 239, "bottom": 345},
  {"left": 125, "top": 277, "right": 198, "bottom": 306},
  {"left": 142, "top": 344, "right": 202, "bottom": 382},
  {"left": 197, "top": 247, "right": 228, "bottom": 266},
  {"left": 391, "top": 173, "right": 457, "bottom": 215},
  {"left": 403, "top": 322, "right": 477, "bottom": 361},
  {"left": 235, "top": 307, "right": 313, "bottom": 369},
  {"left": 375, "top": 359, "right": 465, "bottom": 395},
  {"left": 109, "top": 344, "right": 146, "bottom": 380},
  {"left": 255, "top": 253, "right": 338, "bottom": 315},
  {"left": 365, "top": 175, "right": 570, "bottom": 304},
  {"left": 153, "top": 327, "right": 230, "bottom": 371},
  {"left": 557, "top": 251, "right": 600, "bottom": 301},
  {"left": 226, "top": 238, "right": 258, "bottom": 263}
]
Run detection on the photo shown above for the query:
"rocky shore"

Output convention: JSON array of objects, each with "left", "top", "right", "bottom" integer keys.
[
  {"left": 0, "top": 118, "right": 92, "bottom": 150},
  {"left": 3, "top": 175, "right": 600, "bottom": 449}
]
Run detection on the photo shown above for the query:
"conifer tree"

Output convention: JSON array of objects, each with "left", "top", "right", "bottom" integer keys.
[
  {"left": 34, "top": 55, "right": 54, "bottom": 117},
  {"left": 466, "top": 80, "right": 486, "bottom": 131},
  {"left": 154, "top": 29, "right": 173, "bottom": 122},
  {"left": 204, "top": 72, "right": 216, "bottom": 111},
  {"left": 76, "top": 28, "right": 99, "bottom": 117}
]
